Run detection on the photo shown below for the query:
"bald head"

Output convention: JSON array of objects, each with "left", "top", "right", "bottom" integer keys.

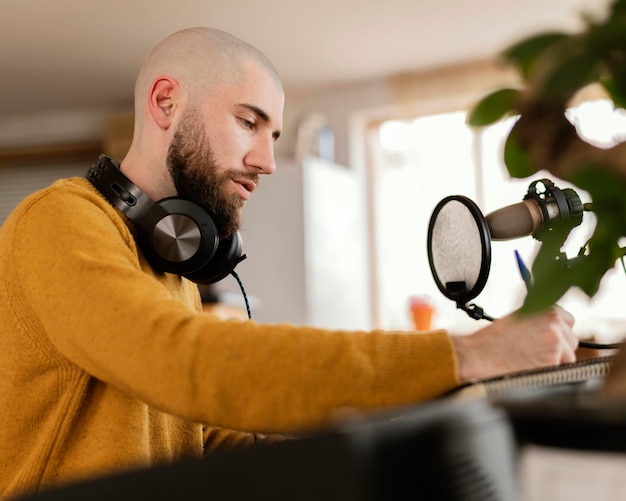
[
  {"left": 133, "top": 27, "right": 282, "bottom": 128},
  {"left": 123, "top": 27, "right": 284, "bottom": 203}
]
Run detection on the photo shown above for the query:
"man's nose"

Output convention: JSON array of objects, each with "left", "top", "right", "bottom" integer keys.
[{"left": 247, "top": 136, "right": 277, "bottom": 175}]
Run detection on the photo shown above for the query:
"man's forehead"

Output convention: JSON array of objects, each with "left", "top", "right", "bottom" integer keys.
[
  {"left": 198, "top": 60, "right": 284, "bottom": 127},
  {"left": 235, "top": 76, "right": 284, "bottom": 125}
]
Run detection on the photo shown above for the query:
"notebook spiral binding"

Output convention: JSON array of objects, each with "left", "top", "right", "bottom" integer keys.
[{"left": 454, "top": 355, "right": 616, "bottom": 398}]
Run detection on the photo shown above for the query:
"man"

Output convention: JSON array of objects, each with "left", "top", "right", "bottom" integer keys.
[{"left": 0, "top": 27, "right": 577, "bottom": 498}]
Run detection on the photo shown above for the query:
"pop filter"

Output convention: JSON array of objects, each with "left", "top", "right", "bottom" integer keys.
[{"left": 427, "top": 195, "right": 493, "bottom": 321}]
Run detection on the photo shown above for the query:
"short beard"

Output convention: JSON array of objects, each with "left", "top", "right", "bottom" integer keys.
[{"left": 166, "top": 113, "right": 243, "bottom": 238}]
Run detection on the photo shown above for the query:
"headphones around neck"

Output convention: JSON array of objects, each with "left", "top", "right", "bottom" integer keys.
[{"left": 86, "top": 154, "right": 246, "bottom": 284}]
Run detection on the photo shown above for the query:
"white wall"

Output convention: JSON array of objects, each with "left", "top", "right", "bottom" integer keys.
[
  {"left": 220, "top": 158, "right": 308, "bottom": 325},
  {"left": 216, "top": 156, "right": 370, "bottom": 330}
]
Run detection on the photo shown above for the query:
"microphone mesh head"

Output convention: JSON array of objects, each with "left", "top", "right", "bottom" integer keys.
[{"left": 430, "top": 200, "right": 484, "bottom": 293}]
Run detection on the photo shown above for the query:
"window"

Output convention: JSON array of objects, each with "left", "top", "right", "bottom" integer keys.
[{"left": 370, "top": 100, "right": 626, "bottom": 343}]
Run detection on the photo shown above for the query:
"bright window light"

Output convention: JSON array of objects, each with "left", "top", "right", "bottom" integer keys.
[
  {"left": 372, "top": 101, "right": 626, "bottom": 342},
  {"left": 567, "top": 99, "right": 626, "bottom": 148}
]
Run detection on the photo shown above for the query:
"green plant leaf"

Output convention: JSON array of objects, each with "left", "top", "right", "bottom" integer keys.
[
  {"left": 602, "top": 76, "right": 626, "bottom": 112},
  {"left": 503, "top": 125, "right": 538, "bottom": 178},
  {"left": 571, "top": 166, "right": 626, "bottom": 205},
  {"left": 572, "top": 166, "right": 626, "bottom": 237},
  {"left": 520, "top": 222, "right": 580, "bottom": 314},
  {"left": 467, "top": 88, "right": 520, "bottom": 127},
  {"left": 572, "top": 166, "right": 626, "bottom": 282},
  {"left": 541, "top": 51, "right": 602, "bottom": 100},
  {"left": 503, "top": 32, "right": 568, "bottom": 79}
]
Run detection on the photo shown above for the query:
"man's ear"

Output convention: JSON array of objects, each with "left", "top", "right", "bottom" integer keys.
[{"left": 148, "top": 77, "right": 178, "bottom": 129}]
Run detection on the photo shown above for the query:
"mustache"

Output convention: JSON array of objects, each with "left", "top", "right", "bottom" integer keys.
[
  {"left": 235, "top": 172, "right": 259, "bottom": 184},
  {"left": 230, "top": 172, "right": 260, "bottom": 191}
]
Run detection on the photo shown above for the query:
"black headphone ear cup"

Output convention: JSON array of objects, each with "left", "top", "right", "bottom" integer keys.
[
  {"left": 86, "top": 156, "right": 246, "bottom": 283},
  {"left": 139, "top": 198, "right": 219, "bottom": 276},
  {"left": 184, "top": 232, "right": 245, "bottom": 284}
]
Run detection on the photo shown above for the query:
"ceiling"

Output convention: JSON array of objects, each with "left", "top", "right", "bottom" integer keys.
[{"left": 0, "top": 0, "right": 612, "bottom": 118}]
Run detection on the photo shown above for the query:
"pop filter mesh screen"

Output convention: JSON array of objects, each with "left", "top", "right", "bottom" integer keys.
[{"left": 430, "top": 200, "right": 484, "bottom": 293}]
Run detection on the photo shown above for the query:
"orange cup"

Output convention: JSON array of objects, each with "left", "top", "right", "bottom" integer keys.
[{"left": 409, "top": 297, "right": 434, "bottom": 330}]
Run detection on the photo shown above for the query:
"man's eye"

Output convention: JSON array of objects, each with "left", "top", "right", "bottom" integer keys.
[{"left": 241, "top": 118, "right": 255, "bottom": 129}]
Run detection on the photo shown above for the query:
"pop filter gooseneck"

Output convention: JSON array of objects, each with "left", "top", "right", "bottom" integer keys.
[{"left": 427, "top": 195, "right": 493, "bottom": 321}]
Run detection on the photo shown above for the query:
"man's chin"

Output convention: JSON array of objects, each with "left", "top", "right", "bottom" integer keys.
[{"left": 215, "top": 216, "right": 242, "bottom": 240}]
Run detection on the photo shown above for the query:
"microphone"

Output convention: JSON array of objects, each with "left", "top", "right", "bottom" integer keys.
[{"left": 485, "top": 179, "right": 584, "bottom": 241}]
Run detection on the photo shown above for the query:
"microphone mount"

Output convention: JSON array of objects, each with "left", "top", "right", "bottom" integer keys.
[
  {"left": 524, "top": 179, "right": 583, "bottom": 241},
  {"left": 445, "top": 281, "right": 495, "bottom": 322}
]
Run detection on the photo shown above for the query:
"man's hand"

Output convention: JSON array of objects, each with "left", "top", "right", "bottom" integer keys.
[{"left": 451, "top": 306, "right": 577, "bottom": 381}]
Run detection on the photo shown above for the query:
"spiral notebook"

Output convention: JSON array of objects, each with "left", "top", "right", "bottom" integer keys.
[{"left": 451, "top": 355, "right": 616, "bottom": 399}]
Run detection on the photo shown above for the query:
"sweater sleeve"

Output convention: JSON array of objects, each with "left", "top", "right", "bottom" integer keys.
[{"left": 8, "top": 179, "right": 460, "bottom": 435}]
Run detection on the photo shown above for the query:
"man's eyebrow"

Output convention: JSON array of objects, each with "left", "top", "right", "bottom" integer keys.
[{"left": 240, "top": 103, "right": 282, "bottom": 140}]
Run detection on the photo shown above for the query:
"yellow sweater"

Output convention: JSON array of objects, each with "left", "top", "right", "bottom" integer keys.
[{"left": 0, "top": 177, "right": 459, "bottom": 498}]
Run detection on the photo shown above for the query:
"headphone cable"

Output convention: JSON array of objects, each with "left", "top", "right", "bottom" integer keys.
[
  {"left": 230, "top": 270, "right": 252, "bottom": 320},
  {"left": 229, "top": 269, "right": 259, "bottom": 446}
]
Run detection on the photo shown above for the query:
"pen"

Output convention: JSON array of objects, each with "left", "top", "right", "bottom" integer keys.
[{"left": 514, "top": 249, "right": 533, "bottom": 290}]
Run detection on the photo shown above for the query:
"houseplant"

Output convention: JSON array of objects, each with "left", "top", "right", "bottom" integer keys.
[{"left": 468, "top": 0, "right": 626, "bottom": 314}]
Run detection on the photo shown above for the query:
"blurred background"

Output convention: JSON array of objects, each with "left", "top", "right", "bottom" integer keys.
[{"left": 2, "top": 0, "right": 622, "bottom": 343}]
